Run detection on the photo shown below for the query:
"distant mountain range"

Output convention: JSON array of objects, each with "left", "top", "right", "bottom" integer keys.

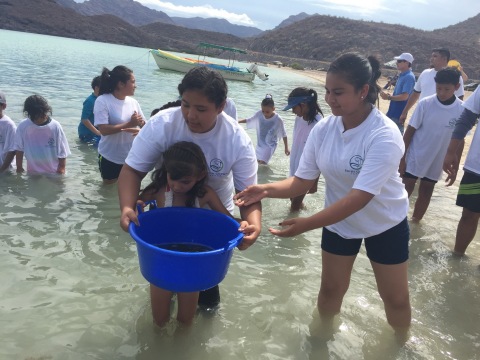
[{"left": 1, "top": 0, "right": 480, "bottom": 79}]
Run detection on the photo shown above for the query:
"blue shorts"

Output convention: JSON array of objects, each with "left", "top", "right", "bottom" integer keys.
[
  {"left": 98, "top": 154, "right": 123, "bottom": 180},
  {"left": 321, "top": 218, "right": 409, "bottom": 264}
]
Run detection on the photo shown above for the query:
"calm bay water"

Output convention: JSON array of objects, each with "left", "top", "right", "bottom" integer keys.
[{"left": 0, "top": 29, "right": 479, "bottom": 360}]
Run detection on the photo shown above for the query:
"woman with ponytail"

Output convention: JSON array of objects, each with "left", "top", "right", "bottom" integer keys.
[
  {"left": 235, "top": 53, "right": 411, "bottom": 336},
  {"left": 94, "top": 65, "right": 146, "bottom": 184}
]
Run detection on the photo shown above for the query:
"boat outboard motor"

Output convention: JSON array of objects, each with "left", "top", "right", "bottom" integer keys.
[{"left": 248, "top": 64, "right": 269, "bottom": 81}]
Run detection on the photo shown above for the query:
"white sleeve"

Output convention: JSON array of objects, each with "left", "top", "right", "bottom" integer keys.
[
  {"left": 408, "top": 99, "right": 426, "bottom": 129},
  {"left": 14, "top": 122, "right": 25, "bottom": 151},
  {"left": 125, "top": 118, "right": 167, "bottom": 173},
  {"left": 93, "top": 96, "right": 109, "bottom": 126},
  {"left": 295, "top": 125, "right": 322, "bottom": 180}
]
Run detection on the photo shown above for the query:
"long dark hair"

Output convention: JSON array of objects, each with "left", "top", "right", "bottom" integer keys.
[
  {"left": 287, "top": 87, "right": 323, "bottom": 124},
  {"left": 328, "top": 52, "right": 381, "bottom": 106},
  {"left": 23, "top": 95, "right": 52, "bottom": 122},
  {"left": 98, "top": 65, "right": 133, "bottom": 95},
  {"left": 141, "top": 141, "right": 209, "bottom": 207}
]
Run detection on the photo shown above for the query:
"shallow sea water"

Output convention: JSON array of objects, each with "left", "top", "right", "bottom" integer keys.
[{"left": 0, "top": 30, "right": 479, "bottom": 360}]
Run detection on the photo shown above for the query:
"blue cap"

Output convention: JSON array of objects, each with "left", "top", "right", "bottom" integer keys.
[{"left": 282, "top": 95, "right": 313, "bottom": 111}]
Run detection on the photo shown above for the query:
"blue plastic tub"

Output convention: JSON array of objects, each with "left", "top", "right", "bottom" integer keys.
[{"left": 129, "top": 206, "right": 243, "bottom": 292}]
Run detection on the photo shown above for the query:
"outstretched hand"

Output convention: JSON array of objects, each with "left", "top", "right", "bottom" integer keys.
[
  {"left": 269, "top": 217, "right": 311, "bottom": 237},
  {"left": 234, "top": 185, "right": 267, "bottom": 207}
]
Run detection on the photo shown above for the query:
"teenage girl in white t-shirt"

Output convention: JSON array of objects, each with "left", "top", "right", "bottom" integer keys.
[
  {"left": 137, "top": 141, "right": 252, "bottom": 326},
  {"left": 282, "top": 87, "right": 323, "bottom": 211},
  {"left": 235, "top": 53, "right": 411, "bottom": 337},
  {"left": 94, "top": 65, "right": 146, "bottom": 184},
  {"left": 118, "top": 67, "right": 261, "bottom": 312}
]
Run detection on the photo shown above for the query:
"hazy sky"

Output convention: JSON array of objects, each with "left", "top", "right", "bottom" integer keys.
[{"left": 91, "top": 0, "right": 480, "bottom": 31}]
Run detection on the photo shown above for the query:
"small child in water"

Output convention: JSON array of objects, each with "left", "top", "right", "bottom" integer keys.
[
  {"left": 138, "top": 141, "right": 252, "bottom": 326},
  {"left": 15, "top": 95, "right": 71, "bottom": 174},
  {"left": 239, "top": 94, "right": 289, "bottom": 165}
]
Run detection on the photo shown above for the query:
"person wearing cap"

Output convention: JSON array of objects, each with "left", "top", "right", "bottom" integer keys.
[
  {"left": 399, "top": 47, "right": 465, "bottom": 126},
  {"left": 282, "top": 87, "right": 324, "bottom": 211},
  {"left": 380, "top": 53, "right": 416, "bottom": 134},
  {"left": 0, "top": 91, "right": 17, "bottom": 173}
]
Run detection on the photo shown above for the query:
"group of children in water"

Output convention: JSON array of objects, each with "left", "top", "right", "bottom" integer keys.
[{"left": 1, "top": 52, "right": 479, "bottom": 335}]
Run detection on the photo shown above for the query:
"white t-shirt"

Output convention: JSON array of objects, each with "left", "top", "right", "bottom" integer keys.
[
  {"left": 0, "top": 114, "right": 16, "bottom": 169},
  {"left": 296, "top": 107, "right": 408, "bottom": 239},
  {"left": 94, "top": 93, "right": 146, "bottom": 165},
  {"left": 125, "top": 107, "right": 257, "bottom": 213},
  {"left": 224, "top": 98, "right": 237, "bottom": 120},
  {"left": 14, "top": 118, "right": 71, "bottom": 174},
  {"left": 289, "top": 114, "right": 321, "bottom": 176},
  {"left": 246, "top": 110, "right": 287, "bottom": 164},
  {"left": 461, "top": 87, "right": 480, "bottom": 174},
  {"left": 414, "top": 68, "right": 464, "bottom": 100},
  {"left": 406, "top": 94, "right": 464, "bottom": 180}
]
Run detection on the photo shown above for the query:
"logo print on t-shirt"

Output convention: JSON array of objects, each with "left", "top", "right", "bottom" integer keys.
[
  {"left": 210, "top": 158, "right": 224, "bottom": 172},
  {"left": 47, "top": 138, "right": 55, "bottom": 147},
  {"left": 349, "top": 155, "right": 363, "bottom": 170}
]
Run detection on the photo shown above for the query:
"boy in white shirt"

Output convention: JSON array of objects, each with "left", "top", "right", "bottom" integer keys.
[
  {"left": 0, "top": 91, "right": 16, "bottom": 173},
  {"left": 400, "top": 67, "right": 464, "bottom": 222}
]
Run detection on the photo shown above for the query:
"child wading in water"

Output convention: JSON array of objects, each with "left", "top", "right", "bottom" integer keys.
[
  {"left": 239, "top": 94, "right": 289, "bottom": 165},
  {"left": 138, "top": 141, "right": 252, "bottom": 326},
  {"left": 400, "top": 67, "right": 464, "bottom": 222},
  {"left": 283, "top": 88, "right": 324, "bottom": 211},
  {"left": 15, "top": 95, "right": 71, "bottom": 174}
]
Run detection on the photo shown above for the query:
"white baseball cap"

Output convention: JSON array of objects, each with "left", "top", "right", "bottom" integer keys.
[{"left": 394, "top": 53, "right": 414, "bottom": 64}]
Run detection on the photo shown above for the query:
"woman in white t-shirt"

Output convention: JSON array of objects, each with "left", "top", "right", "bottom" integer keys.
[
  {"left": 235, "top": 53, "right": 411, "bottom": 336},
  {"left": 282, "top": 87, "right": 323, "bottom": 211},
  {"left": 94, "top": 65, "right": 146, "bottom": 184}
]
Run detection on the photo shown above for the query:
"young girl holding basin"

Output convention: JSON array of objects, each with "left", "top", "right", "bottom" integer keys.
[
  {"left": 283, "top": 87, "right": 323, "bottom": 211},
  {"left": 235, "top": 53, "right": 411, "bottom": 336},
  {"left": 138, "top": 141, "right": 251, "bottom": 326}
]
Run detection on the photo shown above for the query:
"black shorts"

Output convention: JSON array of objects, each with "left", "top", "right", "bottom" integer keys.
[
  {"left": 403, "top": 172, "right": 437, "bottom": 183},
  {"left": 98, "top": 154, "right": 123, "bottom": 180},
  {"left": 456, "top": 171, "right": 480, "bottom": 213},
  {"left": 321, "top": 218, "right": 410, "bottom": 265}
]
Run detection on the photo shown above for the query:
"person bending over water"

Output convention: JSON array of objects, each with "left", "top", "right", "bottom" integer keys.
[
  {"left": 118, "top": 67, "right": 261, "bottom": 310},
  {"left": 235, "top": 53, "right": 411, "bottom": 336}
]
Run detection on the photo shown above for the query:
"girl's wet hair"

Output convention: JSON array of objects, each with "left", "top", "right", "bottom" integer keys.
[
  {"left": 261, "top": 94, "right": 274, "bottom": 107},
  {"left": 288, "top": 87, "right": 323, "bottom": 124},
  {"left": 23, "top": 94, "right": 52, "bottom": 122},
  {"left": 328, "top": 52, "right": 381, "bottom": 105},
  {"left": 141, "top": 141, "right": 209, "bottom": 207},
  {"left": 178, "top": 67, "right": 227, "bottom": 108},
  {"left": 99, "top": 65, "right": 133, "bottom": 95}
]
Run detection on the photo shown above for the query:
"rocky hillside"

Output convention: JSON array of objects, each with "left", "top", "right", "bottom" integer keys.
[
  {"left": 249, "top": 14, "right": 480, "bottom": 78},
  {"left": 171, "top": 17, "right": 262, "bottom": 38},
  {"left": 1, "top": 0, "right": 480, "bottom": 78}
]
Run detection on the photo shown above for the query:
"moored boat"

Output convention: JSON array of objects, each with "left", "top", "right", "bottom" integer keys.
[{"left": 150, "top": 43, "right": 268, "bottom": 82}]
